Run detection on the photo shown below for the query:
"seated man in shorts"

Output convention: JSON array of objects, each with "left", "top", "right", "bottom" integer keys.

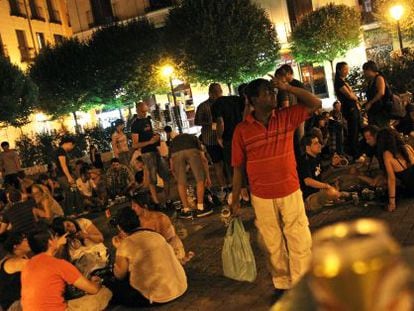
[{"left": 297, "top": 134, "right": 341, "bottom": 212}]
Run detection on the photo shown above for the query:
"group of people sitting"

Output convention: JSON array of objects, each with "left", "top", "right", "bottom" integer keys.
[{"left": 0, "top": 191, "right": 190, "bottom": 310}]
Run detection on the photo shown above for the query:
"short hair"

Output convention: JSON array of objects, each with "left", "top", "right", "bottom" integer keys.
[
  {"left": 116, "top": 206, "right": 141, "bottom": 234},
  {"left": 237, "top": 83, "right": 248, "bottom": 97},
  {"left": 4, "top": 232, "right": 27, "bottom": 254},
  {"left": 1, "top": 141, "right": 9, "bottom": 148},
  {"left": 333, "top": 100, "right": 340, "bottom": 108},
  {"left": 275, "top": 64, "right": 293, "bottom": 76},
  {"left": 245, "top": 79, "right": 271, "bottom": 105},
  {"left": 131, "top": 191, "right": 150, "bottom": 207},
  {"left": 136, "top": 101, "right": 145, "bottom": 108},
  {"left": 164, "top": 125, "right": 172, "bottom": 133},
  {"left": 59, "top": 136, "right": 75, "bottom": 146},
  {"left": 7, "top": 189, "right": 22, "bottom": 203},
  {"left": 28, "top": 230, "right": 53, "bottom": 254},
  {"left": 362, "top": 125, "right": 379, "bottom": 137},
  {"left": 362, "top": 61, "right": 378, "bottom": 73},
  {"left": 301, "top": 133, "right": 320, "bottom": 148},
  {"left": 111, "top": 158, "right": 120, "bottom": 164},
  {"left": 208, "top": 83, "right": 221, "bottom": 94}
]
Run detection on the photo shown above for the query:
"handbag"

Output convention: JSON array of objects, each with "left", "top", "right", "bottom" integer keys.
[{"left": 384, "top": 81, "right": 406, "bottom": 119}]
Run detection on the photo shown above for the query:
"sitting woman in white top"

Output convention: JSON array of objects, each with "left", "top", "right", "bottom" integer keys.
[
  {"left": 51, "top": 217, "right": 108, "bottom": 273},
  {"left": 109, "top": 206, "right": 187, "bottom": 308}
]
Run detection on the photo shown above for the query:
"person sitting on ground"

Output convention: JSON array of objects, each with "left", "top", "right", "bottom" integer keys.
[
  {"left": 106, "top": 158, "right": 135, "bottom": 198},
  {"left": 376, "top": 128, "right": 414, "bottom": 212},
  {"left": 0, "top": 189, "right": 39, "bottom": 236},
  {"left": 169, "top": 133, "right": 212, "bottom": 219},
  {"left": 52, "top": 217, "right": 107, "bottom": 266},
  {"left": 21, "top": 230, "right": 112, "bottom": 311},
  {"left": 297, "top": 134, "right": 342, "bottom": 212},
  {"left": 0, "top": 232, "right": 31, "bottom": 311},
  {"left": 37, "top": 173, "right": 60, "bottom": 198},
  {"left": 31, "top": 184, "right": 64, "bottom": 223},
  {"left": 89, "top": 168, "right": 107, "bottom": 207},
  {"left": 329, "top": 101, "right": 345, "bottom": 155},
  {"left": 89, "top": 144, "right": 104, "bottom": 169},
  {"left": 109, "top": 207, "right": 187, "bottom": 308},
  {"left": 130, "top": 192, "right": 193, "bottom": 264},
  {"left": 76, "top": 165, "right": 100, "bottom": 211},
  {"left": 132, "top": 156, "right": 149, "bottom": 191},
  {"left": 17, "top": 170, "right": 34, "bottom": 198},
  {"left": 312, "top": 114, "right": 330, "bottom": 156}
]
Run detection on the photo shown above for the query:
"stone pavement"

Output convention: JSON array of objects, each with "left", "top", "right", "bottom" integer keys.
[{"left": 99, "top": 196, "right": 414, "bottom": 311}]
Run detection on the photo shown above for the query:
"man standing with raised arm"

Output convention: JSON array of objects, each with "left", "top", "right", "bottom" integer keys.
[{"left": 230, "top": 77, "right": 321, "bottom": 297}]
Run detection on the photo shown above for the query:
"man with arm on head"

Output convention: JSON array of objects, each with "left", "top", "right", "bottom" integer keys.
[
  {"left": 131, "top": 101, "right": 171, "bottom": 208},
  {"left": 230, "top": 77, "right": 321, "bottom": 296}
]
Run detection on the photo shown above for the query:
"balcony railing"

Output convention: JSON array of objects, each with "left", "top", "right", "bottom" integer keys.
[{"left": 19, "top": 46, "right": 35, "bottom": 63}]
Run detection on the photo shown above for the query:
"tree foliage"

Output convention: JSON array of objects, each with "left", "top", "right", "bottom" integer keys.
[
  {"left": 291, "top": 4, "right": 361, "bottom": 65},
  {"left": 380, "top": 48, "right": 414, "bottom": 93},
  {"left": 0, "top": 56, "right": 38, "bottom": 127},
  {"left": 374, "top": 0, "right": 414, "bottom": 42},
  {"left": 164, "top": 0, "right": 279, "bottom": 86},
  {"left": 29, "top": 38, "right": 94, "bottom": 118}
]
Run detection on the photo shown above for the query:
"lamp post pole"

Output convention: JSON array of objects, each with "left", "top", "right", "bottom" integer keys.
[
  {"left": 169, "top": 76, "right": 182, "bottom": 133},
  {"left": 397, "top": 20, "right": 403, "bottom": 51}
]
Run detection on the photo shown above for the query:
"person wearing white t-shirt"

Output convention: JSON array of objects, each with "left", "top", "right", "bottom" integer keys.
[{"left": 110, "top": 207, "right": 187, "bottom": 307}]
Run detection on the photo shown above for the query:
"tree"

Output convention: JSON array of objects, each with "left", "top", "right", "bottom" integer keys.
[
  {"left": 291, "top": 4, "right": 361, "bottom": 72},
  {"left": 88, "top": 19, "right": 165, "bottom": 103},
  {"left": 380, "top": 48, "right": 414, "bottom": 94},
  {"left": 374, "top": 0, "right": 414, "bottom": 42},
  {"left": 0, "top": 56, "right": 38, "bottom": 127},
  {"left": 164, "top": 0, "right": 279, "bottom": 91},
  {"left": 29, "top": 38, "right": 95, "bottom": 130}
]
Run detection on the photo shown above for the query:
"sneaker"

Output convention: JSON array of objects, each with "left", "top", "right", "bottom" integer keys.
[
  {"left": 195, "top": 207, "right": 214, "bottom": 218},
  {"left": 178, "top": 210, "right": 194, "bottom": 220}
]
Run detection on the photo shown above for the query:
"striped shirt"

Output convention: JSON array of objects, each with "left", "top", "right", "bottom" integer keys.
[
  {"left": 2, "top": 200, "right": 37, "bottom": 234},
  {"left": 195, "top": 99, "right": 218, "bottom": 146},
  {"left": 232, "top": 105, "right": 309, "bottom": 199}
]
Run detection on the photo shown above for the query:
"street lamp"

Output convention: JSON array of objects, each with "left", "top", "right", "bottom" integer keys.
[
  {"left": 390, "top": 4, "right": 404, "bottom": 51},
  {"left": 161, "top": 64, "right": 182, "bottom": 133}
]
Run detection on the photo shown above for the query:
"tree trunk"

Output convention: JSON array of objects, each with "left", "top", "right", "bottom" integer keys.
[
  {"left": 329, "top": 60, "right": 335, "bottom": 81},
  {"left": 118, "top": 108, "right": 123, "bottom": 120},
  {"left": 227, "top": 82, "right": 232, "bottom": 95},
  {"left": 72, "top": 111, "right": 80, "bottom": 134}
]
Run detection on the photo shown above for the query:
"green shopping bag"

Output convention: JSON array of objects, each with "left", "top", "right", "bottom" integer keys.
[{"left": 222, "top": 217, "right": 257, "bottom": 282}]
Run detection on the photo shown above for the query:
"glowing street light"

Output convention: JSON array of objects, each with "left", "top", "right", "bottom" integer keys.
[
  {"left": 390, "top": 4, "right": 404, "bottom": 51},
  {"left": 161, "top": 65, "right": 174, "bottom": 77}
]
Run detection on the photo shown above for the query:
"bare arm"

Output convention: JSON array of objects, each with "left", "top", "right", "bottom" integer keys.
[
  {"left": 111, "top": 134, "right": 119, "bottom": 158},
  {"left": 304, "top": 178, "right": 331, "bottom": 190},
  {"left": 287, "top": 85, "right": 322, "bottom": 113},
  {"left": 83, "top": 223, "right": 104, "bottom": 243},
  {"left": 338, "top": 85, "right": 358, "bottom": 101},
  {"left": 0, "top": 222, "right": 8, "bottom": 235},
  {"left": 230, "top": 166, "right": 243, "bottom": 215},
  {"left": 58, "top": 156, "right": 74, "bottom": 184},
  {"left": 73, "top": 275, "right": 101, "bottom": 295},
  {"left": 113, "top": 255, "right": 129, "bottom": 280},
  {"left": 131, "top": 133, "right": 157, "bottom": 150}
]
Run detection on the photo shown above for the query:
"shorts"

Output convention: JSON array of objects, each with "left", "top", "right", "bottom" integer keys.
[
  {"left": 141, "top": 152, "right": 170, "bottom": 185},
  {"left": 172, "top": 148, "right": 205, "bottom": 185},
  {"left": 205, "top": 145, "right": 223, "bottom": 163}
]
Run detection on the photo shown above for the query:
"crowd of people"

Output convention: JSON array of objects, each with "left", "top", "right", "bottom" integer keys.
[{"left": 0, "top": 60, "right": 413, "bottom": 310}]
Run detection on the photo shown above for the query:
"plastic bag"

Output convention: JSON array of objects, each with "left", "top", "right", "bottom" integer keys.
[{"left": 222, "top": 218, "right": 257, "bottom": 282}]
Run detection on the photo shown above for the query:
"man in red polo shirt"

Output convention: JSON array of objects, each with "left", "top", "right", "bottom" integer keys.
[{"left": 230, "top": 78, "right": 321, "bottom": 295}]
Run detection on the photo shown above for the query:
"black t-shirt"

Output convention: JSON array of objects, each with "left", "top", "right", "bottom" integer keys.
[
  {"left": 56, "top": 147, "right": 70, "bottom": 178},
  {"left": 297, "top": 153, "right": 322, "bottom": 198},
  {"left": 3, "top": 200, "right": 37, "bottom": 234},
  {"left": 211, "top": 96, "right": 244, "bottom": 142},
  {"left": 131, "top": 116, "right": 159, "bottom": 154},
  {"left": 334, "top": 77, "right": 356, "bottom": 115},
  {"left": 276, "top": 79, "right": 305, "bottom": 109},
  {"left": 170, "top": 134, "right": 201, "bottom": 155}
]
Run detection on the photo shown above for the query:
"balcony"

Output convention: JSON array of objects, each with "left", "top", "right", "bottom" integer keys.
[
  {"left": 9, "top": 0, "right": 27, "bottom": 17},
  {"left": 19, "top": 46, "right": 35, "bottom": 63},
  {"left": 145, "top": 0, "right": 175, "bottom": 13}
]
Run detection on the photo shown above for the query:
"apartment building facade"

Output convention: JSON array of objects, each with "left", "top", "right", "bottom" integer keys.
[{"left": 0, "top": 0, "right": 72, "bottom": 70}]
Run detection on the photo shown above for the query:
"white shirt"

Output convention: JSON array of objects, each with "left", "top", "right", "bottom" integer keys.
[{"left": 117, "top": 230, "right": 187, "bottom": 303}]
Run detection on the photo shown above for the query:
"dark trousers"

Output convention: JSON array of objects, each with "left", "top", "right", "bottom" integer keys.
[
  {"left": 344, "top": 109, "right": 360, "bottom": 158},
  {"left": 223, "top": 140, "right": 247, "bottom": 188}
]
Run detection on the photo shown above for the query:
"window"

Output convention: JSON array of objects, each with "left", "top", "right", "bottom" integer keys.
[
  {"left": 53, "top": 34, "right": 64, "bottom": 45},
  {"left": 29, "top": 0, "right": 45, "bottom": 20},
  {"left": 36, "top": 32, "right": 46, "bottom": 49},
  {"left": 300, "top": 64, "right": 329, "bottom": 98},
  {"left": 9, "top": 0, "right": 27, "bottom": 17},
  {"left": 46, "top": 0, "right": 61, "bottom": 23},
  {"left": 15, "top": 29, "right": 33, "bottom": 62},
  {"left": 0, "top": 34, "right": 9, "bottom": 59}
]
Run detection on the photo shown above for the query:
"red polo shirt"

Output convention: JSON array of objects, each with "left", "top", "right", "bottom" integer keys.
[{"left": 232, "top": 105, "right": 309, "bottom": 199}]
